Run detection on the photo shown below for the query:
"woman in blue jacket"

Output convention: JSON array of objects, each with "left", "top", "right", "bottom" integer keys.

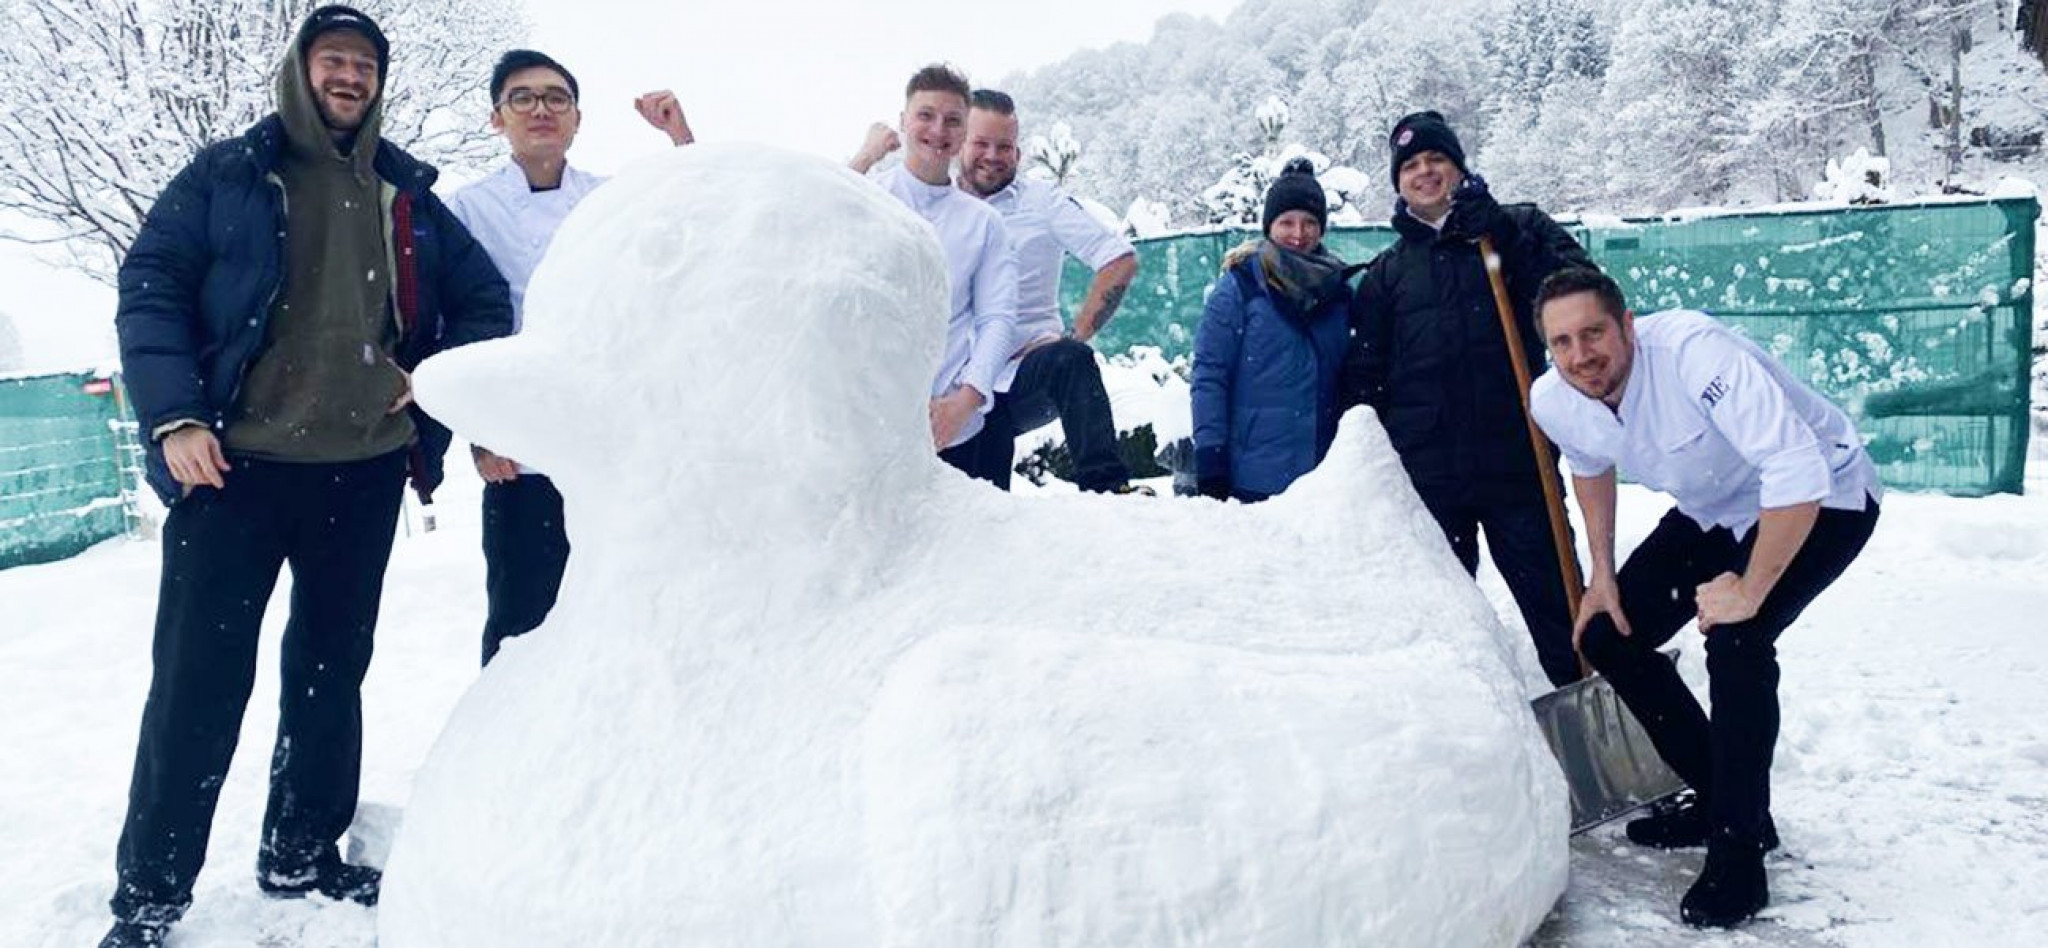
[{"left": 1192, "top": 158, "right": 1354, "bottom": 502}]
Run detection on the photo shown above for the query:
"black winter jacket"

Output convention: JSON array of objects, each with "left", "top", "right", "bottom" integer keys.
[
  {"left": 1343, "top": 179, "right": 1595, "bottom": 507},
  {"left": 116, "top": 115, "right": 512, "bottom": 506}
]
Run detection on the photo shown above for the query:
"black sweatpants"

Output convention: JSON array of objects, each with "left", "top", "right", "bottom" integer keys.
[
  {"left": 110, "top": 450, "right": 407, "bottom": 925},
  {"left": 481, "top": 474, "right": 571, "bottom": 665},
  {"left": 1579, "top": 498, "right": 1879, "bottom": 849},
  {"left": 1427, "top": 497, "right": 1583, "bottom": 688},
  {"left": 938, "top": 395, "right": 1015, "bottom": 490},
  {"left": 1000, "top": 338, "right": 1131, "bottom": 493}
]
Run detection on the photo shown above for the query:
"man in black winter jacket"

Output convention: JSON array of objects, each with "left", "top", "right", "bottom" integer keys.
[
  {"left": 1344, "top": 111, "right": 1595, "bottom": 689},
  {"left": 100, "top": 7, "right": 511, "bottom": 947}
]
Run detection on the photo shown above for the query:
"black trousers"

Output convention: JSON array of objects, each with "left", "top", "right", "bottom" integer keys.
[
  {"left": 111, "top": 450, "right": 407, "bottom": 925},
  {"left": 481, "top": 475, "right": 571, "bottom": 665},
  {"left": 1426, "top": 497, "right": 1583, "bottom": 687},
  {"left": 1580, "top": 498, "right": 1879, "bottom": 849},
  {"left": 938, "top": 395, "right": 1015, "bottom": 490},
  {"left": 999, "top": 338, "right": 1131, "bottom": 493}
]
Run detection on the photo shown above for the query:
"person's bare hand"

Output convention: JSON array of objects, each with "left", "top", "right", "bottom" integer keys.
[
  {"left": 1696, "top": 571, "right": 1759, "bottom": 633},
  {"left": 387, "top": 361, "right": 413, "bottom": 414},
  {"left": 472, "top": 445, "right": 521, "bottom": 483},
  {"left": 928, "top": 386, "right": 984, "bottom": 448},
  {"left": 1572, "top": 570, "right": 1631, "bottom": 651},
  {"left": 634, "top": 90, "right": 694, "bottom": 146},
  {"left": 163, "top": 426, "right": 230, "bottom": 490},
  {"left": 857, "top": 123, "right": 901, "bottom": 166}
]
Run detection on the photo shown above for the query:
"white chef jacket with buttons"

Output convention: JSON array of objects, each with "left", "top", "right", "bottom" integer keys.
[
  {"left": 873, "top": 165, "right": 1019, "bottom": 448},
  {"left": 446, "top": 162, "right": 607, "bottom": 475},
  {"left": 1530, "top": 310, "right": 1881, "bottom": 538},
  {"left": 978, "top": 177, "right": 1133, "bottom": 390},
  {"left": 446, "top": 162, "right": 608, "bottom": 333}
]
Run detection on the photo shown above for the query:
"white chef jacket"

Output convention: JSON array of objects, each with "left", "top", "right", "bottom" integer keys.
[
  {"left": 978, "top": 176, "right": 1133, "bottom": 356},
  {"left": 1530, "top": 310, "right": 1880, "bottom": 537},
  {"left": 874, "top": 165, "right": 1019, "bottom": 448},
  {"left": 446, "top": 162, "right": 608, "bottom": 332}
]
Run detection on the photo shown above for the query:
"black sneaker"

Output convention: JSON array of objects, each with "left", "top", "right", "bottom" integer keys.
[
  {"left": 1680, "top": 838, "right": 1770, "bottom": 928},
  {"left": 1625, "top": 793, "right": 1779, "bottom": 851},
  {"left": 258, "top": 858, "right": 381, "bottom": 907},
  {"left": 1109, "top": 483, "right": 1158, "bottom": 497},
  {"left": 98, "top": 920, "right": 170, "bottom": 948}
]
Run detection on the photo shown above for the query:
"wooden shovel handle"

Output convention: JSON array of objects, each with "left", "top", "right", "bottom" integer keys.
[{"left": 1479, "top": 235, "right": 1590, "bottom": 678}]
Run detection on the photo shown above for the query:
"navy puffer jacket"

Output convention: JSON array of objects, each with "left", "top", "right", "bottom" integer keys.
[
  {"left": 116, "top": 115, "right": 512, "bottom": 505},
  {"left": 1191, "top": 248, "right": 1352, "bottom": 499}
]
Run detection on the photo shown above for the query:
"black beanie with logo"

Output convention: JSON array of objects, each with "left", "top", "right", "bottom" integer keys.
[{"left": 1388, "top": 110, "right": 1468, "bottom": 187}]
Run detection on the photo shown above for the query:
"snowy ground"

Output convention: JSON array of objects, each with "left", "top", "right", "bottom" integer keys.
[{"left": 3, "top": 453, "right": 2047, "bottom": 946}]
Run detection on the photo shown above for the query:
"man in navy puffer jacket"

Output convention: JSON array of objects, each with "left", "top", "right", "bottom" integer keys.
[{"left": 102, "top": 7, "right": 510, "bottom": 946}]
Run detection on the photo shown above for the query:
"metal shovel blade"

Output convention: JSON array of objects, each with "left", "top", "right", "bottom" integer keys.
[{"left": 1531, "top": 653, "right": 1686, "bottom": 834}]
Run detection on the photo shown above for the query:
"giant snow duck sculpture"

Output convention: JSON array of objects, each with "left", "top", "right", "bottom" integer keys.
[{"left": 382, "top": 143, "right": 1568, "bottom": 947}]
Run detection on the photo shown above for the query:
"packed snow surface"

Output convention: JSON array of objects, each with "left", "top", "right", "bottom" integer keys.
[{"left": 380, "top": 143, "right": 1568, "bottom": 946}]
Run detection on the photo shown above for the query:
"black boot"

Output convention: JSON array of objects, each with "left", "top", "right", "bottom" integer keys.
[
  {"left": 98, "top": 920, "right": 170, "bottom": 948},
  {"left": 258, "top": 857, "right": 381, "bottom": 906},
  {"left": 1626, "top": 793, "right": 1779, "bottom": 851},
  {"left": 1680, "top": 838, "right": 1769, "bottom": 928}
]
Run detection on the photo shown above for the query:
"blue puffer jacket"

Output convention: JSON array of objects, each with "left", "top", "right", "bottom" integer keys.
[
  {"left": 1191, "top": 249, "right": 1353, "bottom": 499},
  {"left": 116, "top": 115, "right": 512, "bottom": 506}
]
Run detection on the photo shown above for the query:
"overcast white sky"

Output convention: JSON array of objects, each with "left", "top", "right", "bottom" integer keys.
[
  {"left": 523, "top": 0, "right": 1241, "bottom": 167},
  {"left": 5, "top": 0, "right": 1244, "bottom": 369}
]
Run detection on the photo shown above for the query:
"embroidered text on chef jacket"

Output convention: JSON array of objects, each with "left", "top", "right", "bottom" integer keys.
[{"left": 1530, "top": 310, "right": 1881, "bottom": 537}]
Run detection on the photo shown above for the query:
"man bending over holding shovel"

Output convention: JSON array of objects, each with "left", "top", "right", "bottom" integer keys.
[{"left": 1530, "top": 267, "right": 1880, "bottom": 929}]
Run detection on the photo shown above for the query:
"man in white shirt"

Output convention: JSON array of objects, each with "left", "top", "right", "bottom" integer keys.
[
  {"left": 849, "top": 64, "right": 1019, "bottom": 487},
  {"left": 446, "top": 49, "right": 693, "bottom": 664},
  {"left": 1529, "top": 268, "right": 1881, "bottom": 930},
  {"left": 956, "top": 89, "right": 1146, "bottom": 495}
]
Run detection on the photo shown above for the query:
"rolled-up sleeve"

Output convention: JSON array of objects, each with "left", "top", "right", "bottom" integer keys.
[{"left": 1048, "top": 191, "right": 1133, "bottom": 271}]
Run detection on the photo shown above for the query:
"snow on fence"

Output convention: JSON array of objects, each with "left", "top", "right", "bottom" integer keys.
[
  {"left": 0, "top": 370, "right": 140, "bottom": 570},
  {"left": 1070, "top": 195, "right": 2040, "bottom": 496}
]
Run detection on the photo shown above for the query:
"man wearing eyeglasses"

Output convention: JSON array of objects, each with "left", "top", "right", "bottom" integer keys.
[
  {"left": 445, "top": 49, "right": 692, "bottom": 665},
  {"left": 103, "top": 7, "right": 512, "bottom": 946}
]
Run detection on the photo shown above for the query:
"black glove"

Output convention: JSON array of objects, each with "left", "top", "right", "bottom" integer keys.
[
  {"left": 1195, "top": 446, "right": 1232, "bottom": 501},
  {"left": 1448, "top": 173, "right": 1510, "bottom": 244}
]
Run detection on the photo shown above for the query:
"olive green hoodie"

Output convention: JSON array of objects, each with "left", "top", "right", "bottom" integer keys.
[{"left": 223, "top": 33, "right": 414, "bottom": 462}]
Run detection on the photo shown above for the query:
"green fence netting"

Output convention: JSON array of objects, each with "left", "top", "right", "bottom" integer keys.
[
  {"left": 1064, "top": 196, "right": 2039, "bottom": 496},
  {"left": 1, "top": 371, "right": 138, "bottom": 570}
]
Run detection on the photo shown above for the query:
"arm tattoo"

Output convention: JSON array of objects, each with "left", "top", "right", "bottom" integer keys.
[{"left": 1087, "top": 283, "right": 1128, "bottom": 335}]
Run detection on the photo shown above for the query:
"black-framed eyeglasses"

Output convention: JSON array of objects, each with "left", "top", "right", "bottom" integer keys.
[{"left": 500, "top": 88, "right": 576, "bottom": 115}]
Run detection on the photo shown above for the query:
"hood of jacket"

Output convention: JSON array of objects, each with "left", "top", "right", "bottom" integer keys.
[{"left": 274, "top": 29, "right": 385, "bottom": 176}]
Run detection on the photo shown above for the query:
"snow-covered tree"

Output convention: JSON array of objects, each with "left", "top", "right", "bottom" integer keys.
[
  {"left": 1010, "top": 0, "right": 2047, "bottom": 222},
  {"left": 1475, "top": 0, "right": 1611, "bottom": 210},
  {"left": 1201, "top": 144, "right": 1368, "bottom": 227},
  {"left": 1599, "top": 0, "right": 1768, "bottom": 211},
  {"left": 1026, "top": 122, "right": 1082, "bottom": 187},
  {"left": 1481, "top": 0, "right": 1607, "bottom": 118},
  {"left": 1124, "top": 198, "right": 1173, "bottom": 238},
  {"left": 0, "top": 0, "right": 529, "bottom": 282},
  {"left": 1256, "top": 95, "right": 1291, "bottom": 146},
  {"left": 1477, "top": 75, "right": 1610, "bottom": 212},
  {"left": 1813, "top": 147, "right": 1896, "bottom": 203}
]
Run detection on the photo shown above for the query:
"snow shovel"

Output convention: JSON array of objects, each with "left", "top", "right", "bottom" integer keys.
[
  {"left": 1530, "top": 650, "right": 1686, "bottom": 833},
  {"left": 1475, "top": 237, "right": 1684, "bottom": 830}
]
